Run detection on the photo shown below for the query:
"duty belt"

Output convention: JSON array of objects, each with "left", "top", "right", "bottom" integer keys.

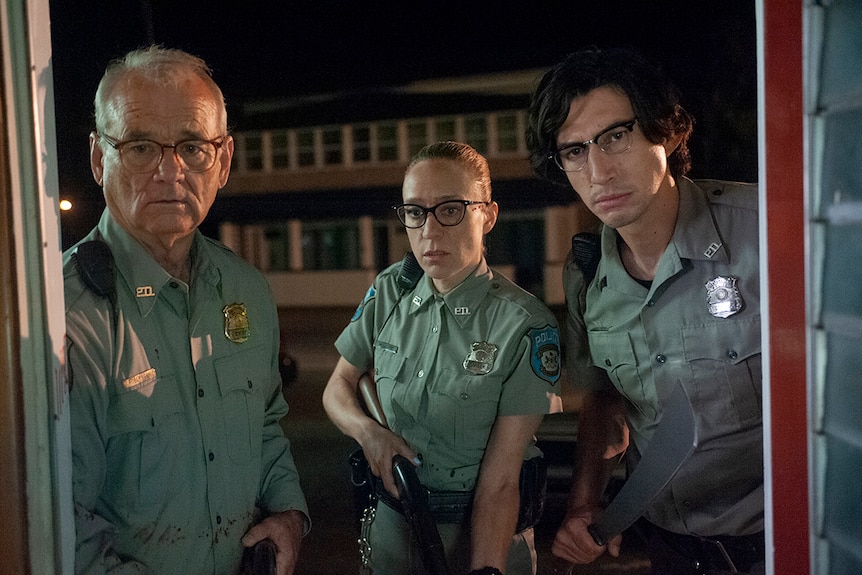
[
  {"left": 350, "top": 449, "right": 546, "bottom": 533},
  {"left": 650, "top": 523, "right": 765, "bottom": 574}
]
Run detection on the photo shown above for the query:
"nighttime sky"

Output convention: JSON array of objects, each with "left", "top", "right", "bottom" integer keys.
[{"left": 49, "top": 0, "right": 757, "bottom": 237}]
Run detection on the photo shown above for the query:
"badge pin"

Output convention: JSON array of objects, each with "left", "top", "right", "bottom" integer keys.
[
  {"left": 454, "top": 306, "right": 470, "bottom": 316},
  {"left": 704, "top": 242, "right": 722, "bottom": 258},
  {"left": 412, "top": 295, "right": 423, "bottom": 307},
  {"left": 463, "top": 341, "right": 498, "bottom": 375},
  {"left": 705, "top": 276, "right": 744, "bottom": 318},
  {"left": 223, "top": 303, "right": 250, "bottom": 343},
  {"left": 136, "top": 286, "right": 155, "bottom": 297}
]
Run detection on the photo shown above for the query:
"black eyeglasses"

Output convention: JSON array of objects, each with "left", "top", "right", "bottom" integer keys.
[
  {"left": 100, "top": 134, "right": 225, "bottom": 173},
  {"left": 393, "top": 200, "right": 489, "bottom": 229},
  {"left": 550, "top": 118, "right": 638, "bottom": 172}
]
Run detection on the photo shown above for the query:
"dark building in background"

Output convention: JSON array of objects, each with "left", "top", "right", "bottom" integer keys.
[{"left": 207, "top": 70, "right": 598, "bottom": 307}]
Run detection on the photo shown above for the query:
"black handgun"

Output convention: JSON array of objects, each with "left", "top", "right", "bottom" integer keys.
[{"left": 392, "top": 455, "right": 450, "bottom": 575}]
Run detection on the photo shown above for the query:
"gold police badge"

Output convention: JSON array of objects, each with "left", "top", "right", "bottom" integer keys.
[
  {"left": 463, "top": 341, "right": 498, "bottom": 375},
  {"left": 223, "top": 303, "right": 250, "bottom": 343},
  {"left": 705, "top": 276, "right": 744, "bottom": 318}
]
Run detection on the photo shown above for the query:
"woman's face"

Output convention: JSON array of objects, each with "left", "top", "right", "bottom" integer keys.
[{"left": 401, "top": 158, "right": 497, "bottom": 293}]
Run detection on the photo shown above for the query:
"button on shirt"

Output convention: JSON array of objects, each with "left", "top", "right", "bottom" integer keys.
[
  {"left": 65, "top": 209, "right": 309, "bottom": 575},
  {"left": 336, "top": 262, "right": 562, "bottom": 491},
  {"left": 563, "top": 178, "right": 763, "bottom": 536}
]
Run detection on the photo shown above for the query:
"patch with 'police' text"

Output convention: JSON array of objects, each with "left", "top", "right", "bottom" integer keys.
[
  {"left": 530, "top": 326, "right": 560, "bottom": 384},
  {"left": 351, "top": 285, "right": 376, "bottom": 322}
]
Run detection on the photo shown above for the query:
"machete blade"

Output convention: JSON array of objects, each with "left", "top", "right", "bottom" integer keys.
[{"left": 588, "top": 380, "right": 698, "bottom": 546}]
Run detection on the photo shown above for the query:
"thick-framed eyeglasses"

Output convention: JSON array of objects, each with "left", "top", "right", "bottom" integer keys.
[
  {"left": 100, "top": 134, "right": 225, "bottom": 173},
  {"left": 394, "top": 200, "right": 490, "bottom": 229},
  {"left": 550, "top": 118, "right": 638, "bottom": 172}
]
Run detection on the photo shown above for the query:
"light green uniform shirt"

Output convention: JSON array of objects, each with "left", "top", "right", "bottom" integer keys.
[
  {"left": 336, "top": 260, "right": 561, "bottom": 491},
  {"left": 65, "top": 210, "right": 309, "bottom": 575},
  {"left": 564, "top": 178, "right": 763, "bottom": 536}
]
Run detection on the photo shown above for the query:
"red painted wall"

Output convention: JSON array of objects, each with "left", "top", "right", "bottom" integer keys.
[{"left": 763, "top": 0, "right": 810, "bottom": 573}]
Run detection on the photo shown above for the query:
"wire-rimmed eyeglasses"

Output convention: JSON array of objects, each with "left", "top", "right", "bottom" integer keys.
[
  {"left": 100, "top": 134, "right": 225, "bottom": 173},
  {"left": 393, "top": 200, "right": 490, "bottom": 229},
  {"left": 550, "top": 118, "right": 638, "bottom": 172}
]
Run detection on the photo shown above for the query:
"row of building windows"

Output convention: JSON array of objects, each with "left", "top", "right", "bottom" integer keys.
[
  {"left": 232, "top": 110, "right": 527, "bottom": 173},
  {"left": 235, "top": 210, "right": 546, "bottom": 294}
]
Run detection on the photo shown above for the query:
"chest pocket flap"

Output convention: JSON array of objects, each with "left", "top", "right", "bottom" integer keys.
[
  {"left": 214, "top": 344, "right": 270, "bottom": 464},
  {"left": 588, "top": 330, "right": 637, "bottom": 371}
]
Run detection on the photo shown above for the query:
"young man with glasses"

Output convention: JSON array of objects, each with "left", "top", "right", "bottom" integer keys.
[
  {"left": 63, "top": 46, "right": 309, "bottom": 575},
  {"left": 527, "top": 47, "right": 764, "bottom": 574},
  {"left": 323, "top": 141, "right": 562, "bottom": 574}
]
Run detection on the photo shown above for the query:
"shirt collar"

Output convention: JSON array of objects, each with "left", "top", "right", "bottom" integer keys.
[
  {"left": 670, "top": 177, "right": 729, "bottom": 264},
  {"left": 595, "top": 178, "right": 728, "bottom": 291},
  {"left": 407, "top": 260, "right": 492, "bottom": 327},
  {"left": 97, "top": 209, "right": 221, "bottom": 316}
]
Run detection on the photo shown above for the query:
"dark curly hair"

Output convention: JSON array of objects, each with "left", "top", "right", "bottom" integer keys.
[{"left": 526, "top": 46, "right": 693, "bottom": 186}]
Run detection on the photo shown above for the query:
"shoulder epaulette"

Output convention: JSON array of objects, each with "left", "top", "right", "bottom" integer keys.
[{"left": 695, "top": 179, "right": 759, "bottom": 211}]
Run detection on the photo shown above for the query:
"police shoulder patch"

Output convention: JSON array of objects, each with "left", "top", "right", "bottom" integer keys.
[
  {"left": 530, "top": 325, "right": 561, "bottom": 384},
  {"left": 351, "top": 285, "right": 376, "bottom": 322}
]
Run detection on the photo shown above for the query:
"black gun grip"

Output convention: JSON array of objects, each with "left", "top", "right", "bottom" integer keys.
[
  {"left": 391, "top": 455, "right": 450, "bottom": 575},
  {"left": 243, "top": 539, "right": 277, "bottom": 575},
  {"left": 392, "top": 455, "right": 428, "bottom": 511}
]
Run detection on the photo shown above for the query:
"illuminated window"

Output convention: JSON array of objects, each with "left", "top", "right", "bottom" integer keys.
[
  {"left": 323, "top": 126, "right": 343, "bottom": 165},
  {"left": 353, "top": 125, "right": 371, "bottom": 163},
  {"left": 407, "top": 120, "right": 428, "bottom": 158},
  {"left": 377, "top": 123, "right": 398, "bottom": 162},
  {"left": 302, "top": 221, "right": 360, "bottom": 270},
  {"left": 272, "top": 131, "right": 289, "bottom": 169},
  {"left": 465, "top": 116, "right": 488, "bottom": 153},
  {"left": 264, "top": 224, "right": 291, "bottom": 271},
  {"left": 244, "top": 133, "right": 263, "bottom": 171},
  {"left": 435, "top": 117, "right": 457, "bottom": 142},
  {"left": 496, "top": 113, "right": 519, "bottom": 153},
  {"left": 296, "top": 129, "right": 315, "bottom": 167}
]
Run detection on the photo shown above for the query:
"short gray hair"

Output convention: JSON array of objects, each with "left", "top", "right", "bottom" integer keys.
[{"left": 94, "top": 45, "right": 227, "bottom": 134}]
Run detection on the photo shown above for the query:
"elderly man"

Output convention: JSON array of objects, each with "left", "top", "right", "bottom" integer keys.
[{"left": 64, "top": 46, "right": 308, "bottom": 575}]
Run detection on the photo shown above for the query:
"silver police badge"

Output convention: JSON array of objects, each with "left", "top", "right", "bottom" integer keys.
[
  {"left": 705, "top": 276, "right": 744, "bottom": 318},
  {"left": 223, "top": 303, "right": 250, "bottom": 343},
  {"left": 463, "top": 341, "right": 498, "bottom": 375}
]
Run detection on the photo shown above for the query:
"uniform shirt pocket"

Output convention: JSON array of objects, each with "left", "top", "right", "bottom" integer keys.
[
  {"left": 215, "top": 345, "right": 270, "bottom": 465},
  {"left": 105, "top": 372, "right": 184, "bottom": 511},
  {"left": 429, "top": 368, "right": 503, "bottom": 451},
  {"left": 588, "top": 330, "right": 649, "bottom": 413},
  {"left": 681, "top": 316, "right": 762, "bottom": 424}
]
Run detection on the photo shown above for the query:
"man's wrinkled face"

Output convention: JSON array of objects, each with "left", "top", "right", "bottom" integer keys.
[{"left": 90, "top": 71, "right": 233, "bottom": 248}]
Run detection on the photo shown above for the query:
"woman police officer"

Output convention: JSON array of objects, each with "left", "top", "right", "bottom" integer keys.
[{"left": 323, "top": 141, "right": 562, "bottom": 574}]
